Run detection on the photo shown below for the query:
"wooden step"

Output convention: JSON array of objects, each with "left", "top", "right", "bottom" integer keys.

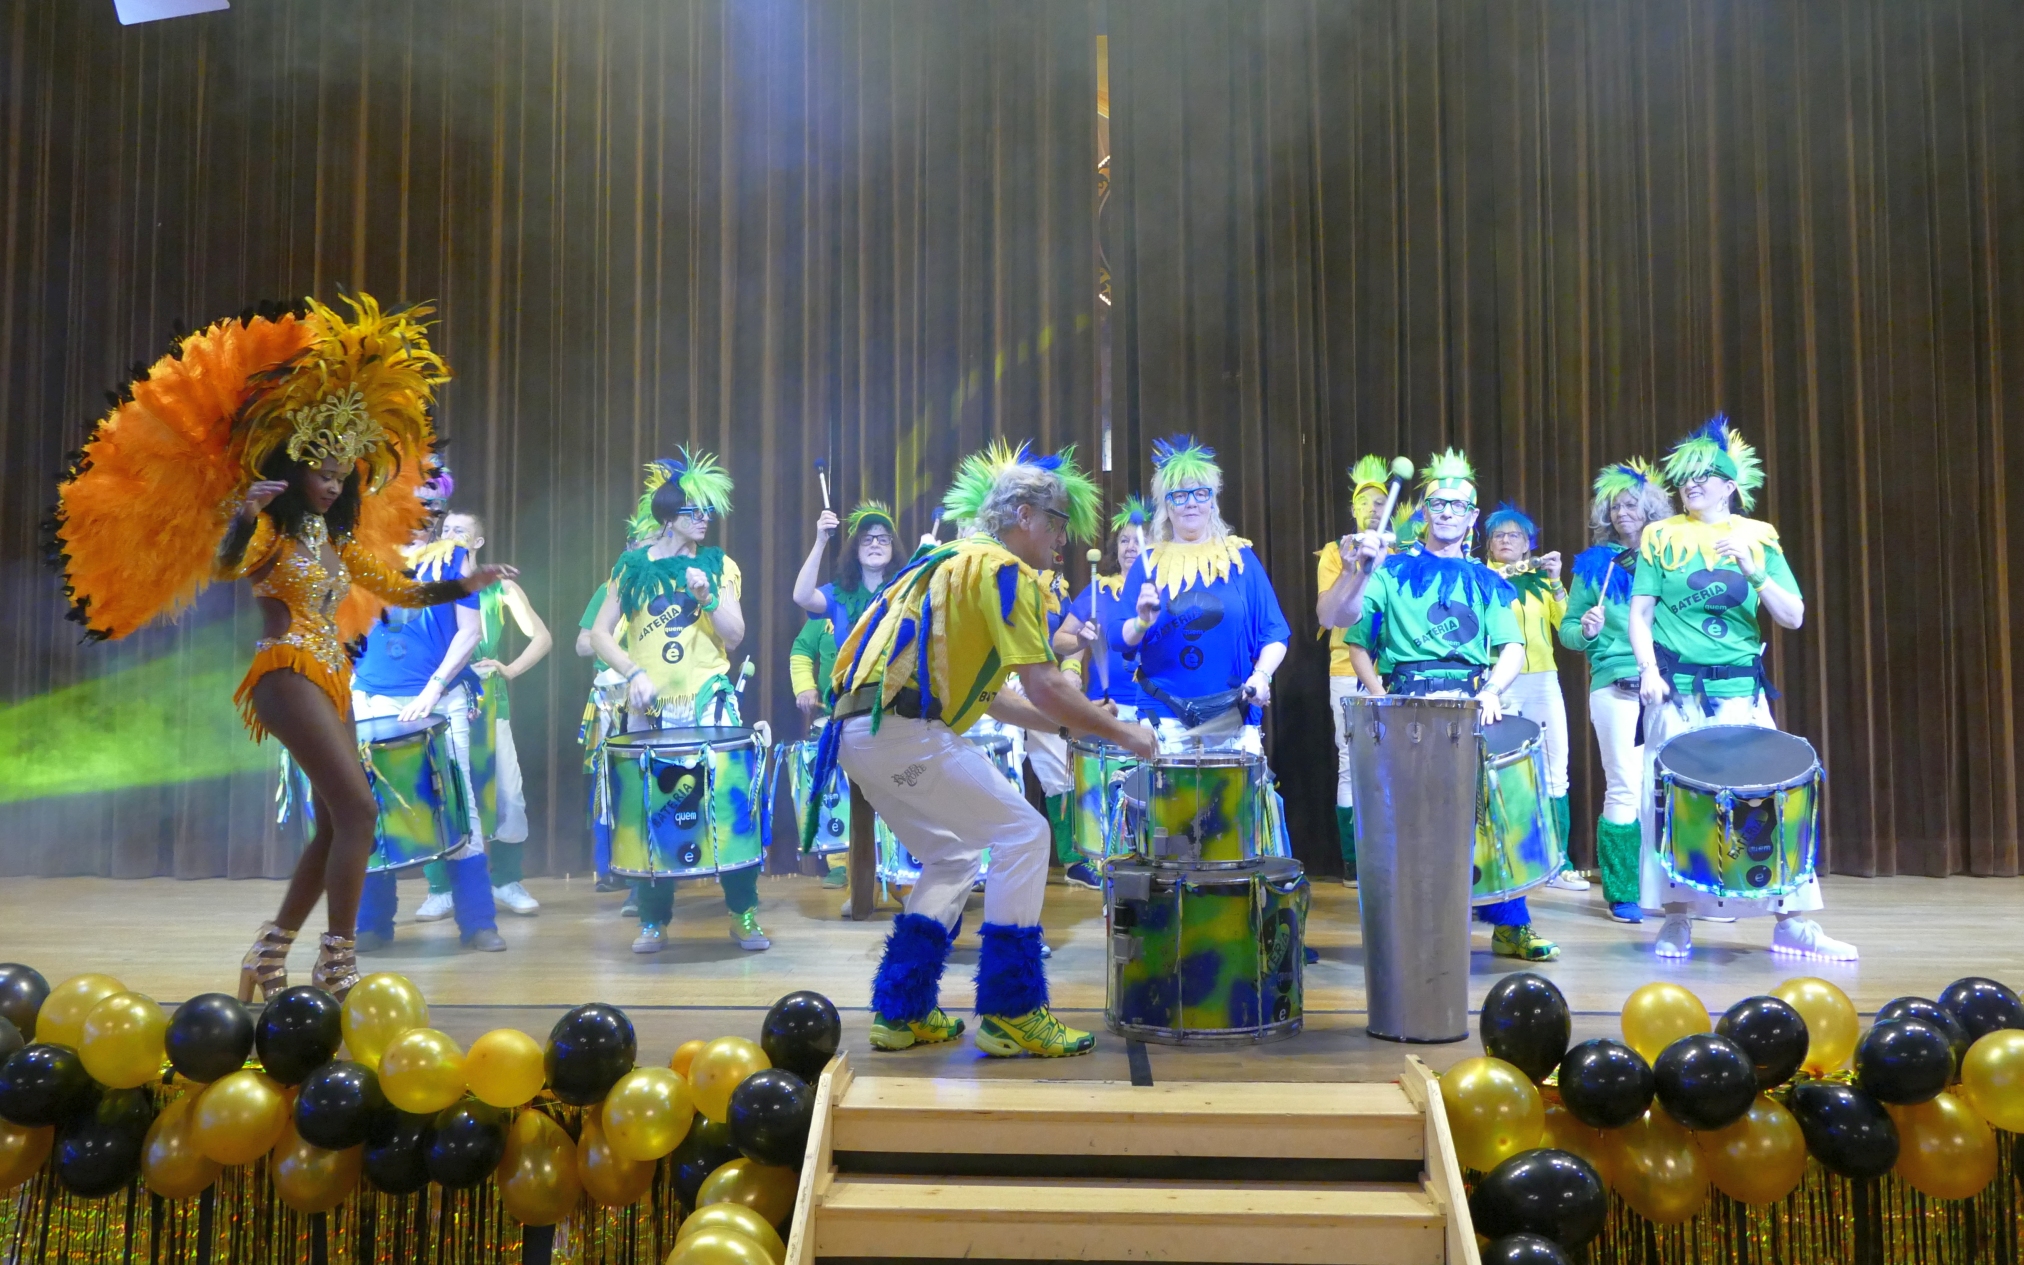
[
  {"left": 831, "top": 1077, "right": 1424, "bottom": 1161},
  {"left": 813, "top": 1173, "right": 1446, "bottom": 1264}
]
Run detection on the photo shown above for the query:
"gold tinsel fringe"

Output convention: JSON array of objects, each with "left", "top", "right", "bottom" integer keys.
[{"left": 553, "top": 1154, "right": 684, "bottom": 1265}]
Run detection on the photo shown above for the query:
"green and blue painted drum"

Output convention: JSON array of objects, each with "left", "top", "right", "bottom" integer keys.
[
  {"left": 357, "top": 715, "right": 466, "bottom": 873},
  {"left": 607, "top": 726, "right": 770, "bottom": 879},
  {"left": 1656, "top": 724, "right": 1820, "bottom": 899},
  {"left": 1473, "top": 716, "right": 1565, "bottom": 905},
  {"left": 1105, "top": 857, "right": 1307, "bottom": 1045},
  {"left": 785, "top": 736, "right": 897, "bottom": 860},
  {"left": 1070, "top": 738, "right": 1139, "bottom": 863},
  {"left": 876, "top": 721, "right": 1009, "bottom": 887},
  {"left": 1120, "top": 752, "right": 1265, "bottom": 869}
]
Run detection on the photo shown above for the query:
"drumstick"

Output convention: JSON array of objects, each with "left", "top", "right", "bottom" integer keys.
[
  {"left": 1363, "top": 456, "right": 1416, "bottom": 572},
  {"left": 813, "top": 459, "right": 831, "bottom": 511},
  {"left": 1085, "top": 547, "right": 1107, "bottom": 696}
]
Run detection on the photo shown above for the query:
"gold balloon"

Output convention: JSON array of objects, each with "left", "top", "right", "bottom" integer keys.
[
  {"left": 1694, "top": 1095, "right": 1807, "bottom": 1206},
  {"left": 578, "top": 1106, "right": 655, "bottom": 1207},
  {"left": 1438, "top": 1057, "right": 1544, "bottom": 1172},
  {"left": 1620, "top": 983, "right": 1711, "bottom": 1065},
  {"left": 1605, "top": 1108, "right": 1708, "bottom": 1225},
  {"left": 340, "top": 972, "right": 429, "bottom": 1070},
  {"left": 691, "top": 1038, "right": 771, "bottom": 1125},
  {"left": 605, "top": 1067, "right": 697, "bottom": 1162},
  {"left": 1541, "top": 1099, "right": 1614, "bottom": 1188},
  {"left": 378, "top": 1028, "right": 468, "bottom": 1115},
  {"left": 142, "top": 1096, "right": 221, "bottom": 1199},
  {"left": 1890, "top": 1093, "right": 1997, "bottom": 1201},
  {"left": 466, "top": 1029, "right": 547, "bottom": 1109},
  {"left": 270, "top": 1117, "right": 361, "bottom": 1214},
  {"left": 697, "top": 1158, "right": 799, "bottom": 1226},
  {"left": 668, "top": 1228, "right": 777, "bottom": 1265},
  {"left": 1770, "top": 976, "right": 1857, "bottom": 1075},
  {"left": 190, "top": 1069, "right": 290, "bottom": 1166},
  {"left": 1960, "top": 1030, "right": 2024, "bottom": 1132},
  {"left": 671, "top": 1039, "right": 707, "bottom": 1078},
  {"left": 35, "top": 973, "right": 125, "bottom": 1050},
  {"left": 500, "top": 1108, "right": 581, "bottom": 1226},
  {"left": 0, "top": 1119, "right": 53, "bottom": 1192},
  {"left": 677, "top": 1199, "right": 788, "bottom": 1263},
  {"left": 79, "top": 991, "right": 168, "bottom": 1089}
]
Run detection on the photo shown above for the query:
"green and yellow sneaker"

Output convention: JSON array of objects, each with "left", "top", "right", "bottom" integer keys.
[
  {"left": 974, "top": 1007, "right": 1095, "bottom": 1058},
  {"left": 869, "top": 1009, "right": 965, "bottom": 1051},
  {"left": 729, "top": 909, "right": 771, "bottom": 952},
  {"left": 1492, "top": 924, "right": 1561, "bottom": 962}
]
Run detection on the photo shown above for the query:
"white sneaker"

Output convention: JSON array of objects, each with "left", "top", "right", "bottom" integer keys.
[
  {"left": 1655, "top": 914, "right": 1693, "bottom": 958},
  {"left": 493, "top": 882, "right": 540, "bottom": 915},
  {"left": 415, "top": 892, "right": 455, "bottom": 922},
  {"left": 632, "top": 924, "right": 666, "bottom": 954},
  {"left": 1772, "top": 917, "right": 1858, "bottom": 962},
  {"left": 1546, "top": 871, "right": 1591, "bottom": 891}
]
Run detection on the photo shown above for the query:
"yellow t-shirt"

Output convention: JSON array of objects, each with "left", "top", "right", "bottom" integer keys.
[
  {"left": 614, "top": 553, "right": 743, "bottom": 703},
  {"left": 832, "top": 537, "right": 1057, "bottom": 734},
  {"left": 1494, "top": 563, "right": 1568, "bottom": 675},
  {"left": 1315, "top": 541, "right": 1356, "bottom": 677}
]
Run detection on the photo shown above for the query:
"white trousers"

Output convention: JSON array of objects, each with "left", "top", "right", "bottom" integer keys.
[
  {"left": 1328, "top": 675, "right": 1369, "bottom": 807},
  {"left": 492, "top": 716, "right": 529, "bottom": 843},
  {"left": 1023, "top": 729, "right": 1074, "bottom": 797},
  {"left": 353, "top": 684, "right": 485, "bottom": 860},
  {"left": 1586, "top": 684, "right": 1642, "bottom": 824},
  {"left": 1637, "top": 692, "right": 1822, "bottom": 916},
  {"left": 838, "top": 715, "right": 1049, "bottom": 930},
  {"left": 1502, "top": 671, "right": 1569, "bottom": 797}
]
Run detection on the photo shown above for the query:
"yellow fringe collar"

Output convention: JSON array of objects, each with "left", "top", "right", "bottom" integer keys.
[
  {"left": 1094, "top": 573, "right": 1126, "bottom": 599},
  {"left": 1146, "top": 536, "right": 1250, "bottom": 598},
  {"left": 1640, "top": 514, "right": 1781, "bottom": 571}
]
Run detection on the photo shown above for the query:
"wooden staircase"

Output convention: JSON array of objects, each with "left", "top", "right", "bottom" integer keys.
[{"left": 783, "top": 1056, "right": 1482, "bottom": 1265}]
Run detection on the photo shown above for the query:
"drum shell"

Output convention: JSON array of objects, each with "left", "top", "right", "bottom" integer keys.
[
  {"left": 1343, "top": 695, "right": 1476, "bottom": 1044},
  {"left": 1122, "top": 753, "right": 1266, "bottom": 869},
  {"left": 362, "top": 720, "right": 466, "bottom": 873},
  {"left": 784, "top": 739, "right": 852, "bottom": 858},
  {"left": 1473, "top": 732, "right": 1565, "bottom": 904},
  {"left": 1655, "top": 726, "right": 1821, "bottom": 899},
  {"left": 1070, "top": 739, "right": 1138, "bottom": 864},
  {"left": 1105, "top": 858, "right": 1306, "bottom": 1046},
  {"left": 607, "top": 732, "right": 768, "bottom": 879}
]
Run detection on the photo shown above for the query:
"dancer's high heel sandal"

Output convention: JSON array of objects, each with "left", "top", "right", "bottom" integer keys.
[
  {"left": 311, "top": 933, "right": 361, "bottom": 1001},
  {"left": 237, "top": 921, "right": 297, "bottom": 1003}
]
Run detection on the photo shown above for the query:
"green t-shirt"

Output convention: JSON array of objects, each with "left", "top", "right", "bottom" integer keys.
[
  {"left": 1346, "top": 550, "right": 1522, "bottom": 681},
  {"left": 1631, "top": 515, "right": 1799, "bottom": 697},
  {"left": 476, "top": 585, "right": 512, "bottom": 719},
  {"left": 790, "top": 616, "right": 838, "bottom": 710},
  {"left": 1558, "top": 543, "right": 1639, "bottom": 688}
]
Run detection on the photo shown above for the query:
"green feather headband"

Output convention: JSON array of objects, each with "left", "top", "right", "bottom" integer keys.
[
  {"left": 1662, "top": 415, "right": 1763, "bottom": 510},
  {"left": 844, "top": 499, "right": 895, "bottom": 537},
  {"left": 1349, "top": 455, "right": 1389, "bottom": 498},
  {"left": 942, "top": 440, "right": 1103, "bottom": 543},
  {"left": 1592, "top": 457, "right": 1667, "bottom": 506},
  {"left": 1421, "top": 447, "right": 1478, "bottom": 498},
  {"left": 1110, "top": 494, "right": 1150, "bottom": 533},
  {"left": 1150, "top": 434, "right": 1221, "bottom": 496},
  {"left": 628, "top": 446, "right": 735, "bottom": 538}
]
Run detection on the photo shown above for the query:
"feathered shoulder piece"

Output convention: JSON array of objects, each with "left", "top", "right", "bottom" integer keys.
[
  {"left": 1110, "top": 494, "right": 1150, "bottom": 533},
  {"left": 1146, "top": 536, "right": 1253, "bottom": 598},
  {"left": 1640, "top": 514, "right": 1781, "bottom": 572},
  {"left": 942, "top": 440, "right": 1102, "bottom": 542},
  {"left": 845, "top": 499, "right": 895, "bottom": 537},
  {"left": 628, "top": 447, "right": 734, "bottom": 539},
  {"left": 1661, "top": 415, "right": 1763, "bottom": 509},
  {"left": 1382, "top": 547, "right": 1515, "bottom": 610},
  {"left": 404, "top": 538, "right": 464, "bottom": 578},
  {"left": 1150, "top": 434, "right": 1220, "bottom": 493},
  {"left": 1572, "top": 542, "right": 1633, "bottom": 603},
  {"left": 1592, "top": 457, "right": 1666, "bottom": 506},
  {"left": 609, "top": 545, "right": 728, "bottom": 619}
]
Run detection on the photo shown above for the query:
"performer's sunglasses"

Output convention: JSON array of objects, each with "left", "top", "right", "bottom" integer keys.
[
  {"left": 1164, "top": 487, "right": 1215, "bottom": 507},
  {"left": 676, "top": 506, "right": 714, "bottom": 520},
  {"left": 1423, "top": 497, "right": 1476, "bottom": 516}
]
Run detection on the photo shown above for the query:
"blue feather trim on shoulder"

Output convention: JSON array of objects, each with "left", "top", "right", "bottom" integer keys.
[
  {"left": 1381, "top": 549, "right": 1516, "bottom": 608},
  {"left": 1571, "top": 543, "right": 1631, "bottom": 602},
  {"left": 996, "top": 562, "right": 1020, "bottom": 623}
]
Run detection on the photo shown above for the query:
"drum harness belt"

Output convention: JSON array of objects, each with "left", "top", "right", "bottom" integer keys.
[
  {"left": 1133, "top": 672, "right": 1249, "bottom": 729},
  {"left": 1651, "top": 644, "right": 1778, "bottom": 713},
  {"left": 1383, "top": 659, "right": 1487, "bottom": 696},
  {"left": 831, "top": 683, "right": 933, "bottom": 724}
]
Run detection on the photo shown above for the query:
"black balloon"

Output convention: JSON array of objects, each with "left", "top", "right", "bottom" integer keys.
[
  {"left": 1855, "top": 1019, "right": 1953, "bottom": 1106},
  {"left": 0, "top": 964, "right": 49, "bottom": 1041},
  {"left": 0, "top": 1043, "right": 100, "bottom": 1128},
  {"left": 760, "top": 992, "right": 842, "bottom": 1082},
  {"left": 672, "top": 1115, "right": 743, "bottom": 1205},
  {"left": 1484, "top": 1234, "right": 1574, "bottom": 1265},
  {"left": 296, "top": 1060, "right": 388, "bottom": 1150},
  {"left": 1938, "top": 977, "right": 2024, "bottom": 1043},
  {"left": 1716, "top": 996, "right": 1810, "bottom": 1089},
  {"left": 166, "top": 993, "right": 255, "bottom": 1084},
  {"left": 1653, "top": 1034, "right": 1758, "bottom": 1132},
  {"left": 1789, "top": 1081, "right": 1899, "bottom": 1180},
  {"left": 426, "top": 1099, "right": 508, "bottom": 1189},
  {"left": 0, "top": 1017, "right": 21, "bottom": 1064},
  {"left": 54, "top": 1087, "right": 154, "bottom": 1199},
  {"left": 1469, "top": 1148, "right": 1608, "bottom": 1250},
  {"left": 729, "top": 1069, "right": 815, "bottom": 1168},
  {"left": 1556, "top": 1039, "right": 1654, "bottom": 1130},
  {"left": 361, "top": 1108, "right": 433, "bottom": 1195},
  {"left": 1480, "top": 973, "right": 1572, "bottom": 1085},
  {"left": 254, "top": 986, "right": 343, "bottom": 1085},
  {"left": 544, "top": 1004, "right": 636, "bottom": 1106},
  {"left": 1874, "top": 997, "right": 1970, "bottom": 1074}
]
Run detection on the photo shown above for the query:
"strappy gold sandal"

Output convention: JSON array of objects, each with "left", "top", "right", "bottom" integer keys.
[
  {"left": 310, "top": 932, "right": 361, "bottom": 1001},
  {"left": 237, "top": 921, "right": 297, "bottom": 1003}
]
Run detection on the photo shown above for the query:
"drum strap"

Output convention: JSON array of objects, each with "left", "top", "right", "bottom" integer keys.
[
  {"left": 1133, "top": 673, "right": 1248, "bottom": 729},
  {"left": 1652, "top": 644, "right": 1779, "bottom": 713},
  {"left": 1384, "top": 659, "right": 1486, "bottom": 696}
]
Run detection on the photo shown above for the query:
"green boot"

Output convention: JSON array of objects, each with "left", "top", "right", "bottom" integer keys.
[
  {"left": 1596, "top": 818, "right": 1643, "bottom": 909},
  {"left": 1045, "top": 794, "right": 1077, "bottom": 867},
  {"left": 1550, "top": 796, "right": 1571, "bottom": 849},
  {"left": 1335, "top": 806, "right": 1358, "bottom": 884}
]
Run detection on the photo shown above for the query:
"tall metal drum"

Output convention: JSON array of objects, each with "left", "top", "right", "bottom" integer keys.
[{"left": 1343, "top": 694, "right": 1479, "bottom": 1044}]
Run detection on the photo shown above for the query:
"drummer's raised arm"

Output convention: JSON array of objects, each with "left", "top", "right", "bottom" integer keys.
[{"left": 1319, "top": 530, "right": 1386, "bottom": 628}]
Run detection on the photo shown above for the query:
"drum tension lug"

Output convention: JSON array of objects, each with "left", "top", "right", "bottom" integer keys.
[{"left": 1112, "top": 870, "right": 1153, "bottom": 904}]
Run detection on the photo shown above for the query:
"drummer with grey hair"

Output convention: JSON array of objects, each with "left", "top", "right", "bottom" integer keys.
[{"left": 1325, "top": 448, "right": 1559, "bottom": 962}]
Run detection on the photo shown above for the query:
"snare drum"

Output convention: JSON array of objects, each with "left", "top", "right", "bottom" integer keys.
[
  {"left": 606, "top": 726, "right": 770, "bottom": 879},
  {"left": 1118, "top": 752, "right": 1266, "bottom": 869},
  {"left": 1655, "top": 725, "right": 1820, "bottom": 898},
  {"left": 356, "top": 715, "right": 468, "bottom": 873},
  {"left": 1473, "top": 716, "right": 1565, "bottom": 904},
  {"left": 783, "top": 736, "right": 898, "bottom": 860},
  {"left": 1105, "top": 857, "right": 1307, "bottom": 1045},
  {"left": 875, "top": 721, "right": 1011, "bottom": 889},
  {"left": 1071, "top": 738, "right": 1139, "bottom": 863}
]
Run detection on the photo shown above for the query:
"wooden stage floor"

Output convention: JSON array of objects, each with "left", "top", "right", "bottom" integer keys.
[{"left": 3, "top": 871, "right": 2016, "bottom": 1083}]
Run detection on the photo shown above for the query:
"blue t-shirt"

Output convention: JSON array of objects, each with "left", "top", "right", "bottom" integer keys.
[
  {"left": 1111, "top": 544, "right": 1291, "bottom": 721},
  {"left": 352, "top": 547, "right": 481, "bottom": 699},
  {"left": 1066, "top": 576, "right": 1143, "bottom": 707}
]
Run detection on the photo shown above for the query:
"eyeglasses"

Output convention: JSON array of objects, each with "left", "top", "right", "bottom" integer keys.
[
  {"left": 1041, "top": 506, "right": 1071, "bottom": 532},
  {"left": 1165, "top": 487, "right": 1215, "bottom": 507},
  {"left": 1681, "top": 474, "right": 1728, "bottom": 489},
  {"left": 1423, "top": 497, "right": 1477, "bottom": 517},
  {"left": 1489, "top": 529, "right": 1530, "bottom": 543},
  {"left": 675, "top": 506, "right": 714, "bottom": 521}
]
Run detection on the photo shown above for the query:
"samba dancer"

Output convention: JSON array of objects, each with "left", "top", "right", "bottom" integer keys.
[
  {"left": 1314, "top": 458, "right": 1392, "bottom": 885},
  {"left": 50, "top": 296, "right": 512, "bottom": 1000},
  {"left": 1328, "top": 450, "right": 1560, "bottom": 961},
  {"left": 1629, "top": 417, "right": 1856, "bottom": 960},
  {"left": 1559, "top": 460, "right": 1673, "bottom": 923},
  {"left": 585, "top": 451, "right": 770, "bottom": 954},
  {"left": 821, "top": 442, "right": 1155, "bottom": 1058},
  {"left": 1483, "top": 503, "right": 1586, "bottom": 891}
]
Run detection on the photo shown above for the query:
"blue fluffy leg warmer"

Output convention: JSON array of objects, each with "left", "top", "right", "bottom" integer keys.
[
  {"left": 1475, "top": 896, "right": 1530, "bottom": 928},
  {"left": 975, "top": 922, "right": 1049, "bottom": 1017},
  {"left": 357, "top": 870, "right": 398, "bottom": 940},
  {"left": 449, "top": 854, "right": 499, "bottom": 936},
  {"left": 870, "top": 913, "right": 953, "bottom": 1024}
]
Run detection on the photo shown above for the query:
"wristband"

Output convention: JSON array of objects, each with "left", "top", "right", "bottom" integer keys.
[
  {"left": 1745, "top": 568, "right": 1769, "bottom": 590},
  {"left": 626, "top": 668, "right": 645, "bottom": 684}
]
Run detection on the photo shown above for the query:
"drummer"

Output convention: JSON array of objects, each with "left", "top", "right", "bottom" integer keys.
[
  {"left": 584, "top": 450, "right": 770, "bottom": 955},
  {"left": 1328, "top": 449, "right": 1559, "bottom": 962},
  {"left": 1008, "top": 567, "right": 1079, "bottom": 880},
  {"left": 1314, "top": 457, "right": 1392, "bottom": 885},
  {"left": 1559, "top": 459, "right": 1673, "bottom": 923},
  {"left": 1629, "top": 417, "right": 1855, "bottom": 961},
  {"left": 819, "top": 441, "right": 1155, "bottom": 1058}
]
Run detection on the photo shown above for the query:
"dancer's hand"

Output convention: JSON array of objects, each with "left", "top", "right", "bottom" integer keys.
[
  {"left": 1475, "top": 687, "right": 1505, "bottom": 725},
  {"left": 1580, "top": 603, "right": 1606, "bottom": 640},
  {"left": 796, "top": 689, "right": 820, "bottom": 727},
  {"left": 1244, "top": 671, "right": 1273, "bottom": 708},
  {"left": 462, "top": 564, "right": 518, "bottom": 593},
  {"left": 814, "top": 509, "right": 839, "bottom": 540},
  {"left": 240, "top": 480, "right": 288, "bottom": 521},
  {"left": 685, "top": 567, "right": 713, "bottom": 602},
  {"left": 473, "top": 658, "right": 508, "bottom": 679},
  {"left": 1121, "top": 723, "right": 1158, "bottom": 761},
  {"left": 1135, "top": 583, "right": 1161, "bottom": 623},
  {"left": 1713, "top": 534, "right": 1750, "bottom": 568},
  {"left": 1538, "top": 550, "right": 1563, "bottom": 581},
  {"left": 399, "top": 682, "right": 443, "bottom": 723},
  {"left": 1639, "top": 664, "right": 1668, "bottom": 707},
  {"left": 627, "top": 670, "right": 660, "bottom": 711}
]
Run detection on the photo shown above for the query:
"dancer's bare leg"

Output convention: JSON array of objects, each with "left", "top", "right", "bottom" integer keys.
[{"left": 252, "top": 670, "right": 377, "bottom": 935}]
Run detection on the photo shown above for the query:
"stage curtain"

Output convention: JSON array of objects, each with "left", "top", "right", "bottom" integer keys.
[
  {"left": 1105, "top": 0, "right": 2024, "bottom": 877},
  {"left": 0, "top": 0, "right": 1096, "bottom": 878}
]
